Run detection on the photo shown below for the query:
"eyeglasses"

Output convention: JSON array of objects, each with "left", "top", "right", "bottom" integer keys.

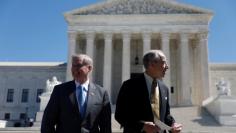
[
  {"left": 72, "top": 64, "right": 86, "bottom": 69},
  {"left": 153, "top": 60, "right": 166, "bottom": 64},
  {"left": 152, "top": 60, "right": 168, "bottom": 67}
]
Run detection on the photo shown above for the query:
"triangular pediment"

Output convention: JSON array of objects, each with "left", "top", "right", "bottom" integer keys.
[{"left": 66, "top": 0, "right": 212, "bottom": 15}]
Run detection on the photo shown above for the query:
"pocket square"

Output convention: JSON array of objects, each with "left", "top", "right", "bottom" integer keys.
[{"left": 165, "top": 97, "right": 168, "bottom": 100}]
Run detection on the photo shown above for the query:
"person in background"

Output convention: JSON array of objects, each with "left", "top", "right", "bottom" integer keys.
[
  {"left": 115, "top": 50, "right": 182, "bottom": 133},
  {"left": 41, "top": 54, "right": 111, "bottom": 133}
]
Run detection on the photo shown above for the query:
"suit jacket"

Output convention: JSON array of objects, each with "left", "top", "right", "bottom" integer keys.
[
  {"left": 115, "top": 74, "right": 175, "bottom": 133},
  {"left": 41, "top": 80, "right": 111, "bottom": 133}
]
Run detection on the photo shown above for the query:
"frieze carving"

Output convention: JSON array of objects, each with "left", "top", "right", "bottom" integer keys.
[{"left": 75, "top": 0, "right": 204, "bottom": 15}]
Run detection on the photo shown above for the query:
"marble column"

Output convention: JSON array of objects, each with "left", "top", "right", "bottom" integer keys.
[
  {"left": 86, "top": 31, "right": 95, "bottom": 59},
  {"left": 103, "top": 32, "right": 113, "bottom": 99},
  {"left": 66, "top": 31, "right": 77, "bottom": 81},
  {"left": 122, "top": 32, "right": 131, "bottom": 82},
  {"left": 142, "top": 31, "right": 151, "bottom": 55},
  {"left": 179, "top": 33, "right": 191, "bottom": 106},
  {"left": 86, "top": 31, "right": 95, "bottom": 81},
  {"left": 197, "top": 33, "right": 210, "bottom": 100},
  {"left": 161, "top": 33, "right": 171, "bottom": 88}
]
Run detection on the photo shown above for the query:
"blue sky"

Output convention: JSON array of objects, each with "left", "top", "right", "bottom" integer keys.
[{"left": 0, "top": 0, "right": 235, "bottom": 63}]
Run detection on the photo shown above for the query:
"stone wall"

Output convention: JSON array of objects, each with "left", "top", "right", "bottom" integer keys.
[
  {"left": 209, "top": 63, "right": 236, "bottom": 97},
  {"left": 0, "top": 62, "right": 66, "bottom": 125}
]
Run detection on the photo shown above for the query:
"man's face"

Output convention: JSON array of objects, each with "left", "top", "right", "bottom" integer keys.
[
  {"left": 149, "top": 59, "right": 168, "bottom": 79},
  {"left": 71, "top": 58, "right": 91, "bottom": 81}
]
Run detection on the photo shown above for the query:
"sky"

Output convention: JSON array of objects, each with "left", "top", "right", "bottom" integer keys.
[{"left": 0, "top": 0, "right": 235, "bottom": 63}]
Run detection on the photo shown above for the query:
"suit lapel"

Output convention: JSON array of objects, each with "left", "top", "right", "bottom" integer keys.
[
  {"left": 141, "top": 74, "right": 155, "bottom": 121},
  {"left": 68, "top": 81, "right": 81, "bottom": 117},
  {"left": 141, "top": 74, "right": 150, "bottom": 102},
  {"left": 157, "top": 80, "right": 165, "bottom": 120},
  {"left": 83, "top": 82, "right": 96, "bottom": 121}
]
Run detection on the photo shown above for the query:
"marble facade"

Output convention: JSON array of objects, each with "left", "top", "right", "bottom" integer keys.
[
  {"left": 64, "top": 0, "right": 213, "bottom": 105},
  {"left": 0, "top": 62, "right": 66, "bottom": 126}
]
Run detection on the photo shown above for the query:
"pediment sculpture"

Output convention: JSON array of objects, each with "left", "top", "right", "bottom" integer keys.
[{"left": 72, "top": 0, "right": 207, "bottom": 15}]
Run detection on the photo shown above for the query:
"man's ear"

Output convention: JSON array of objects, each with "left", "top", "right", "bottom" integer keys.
[
  {"left": 71, "top": 67, "right": 73, "bottom": 73},
  {"left": 149, "top": 62, "right": 154, "bottom": 68},
  {"left": 88, "top": 65, "right": 93, "bottom": 71}
]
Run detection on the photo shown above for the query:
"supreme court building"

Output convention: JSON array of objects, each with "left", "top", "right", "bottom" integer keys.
[
  {"left": 3, "top": 0, "right": 236, "bottom": 125},
  {"left": 64, "top": 0, "right": 213, "bottom": 106}
]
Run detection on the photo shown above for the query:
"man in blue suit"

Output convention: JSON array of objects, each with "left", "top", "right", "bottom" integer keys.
[
  {"left": 115, "top": 50, "right": 182, "bottom": 133},
  {"left": 41, "top": 54, "right": 111, "bottom": 133}
]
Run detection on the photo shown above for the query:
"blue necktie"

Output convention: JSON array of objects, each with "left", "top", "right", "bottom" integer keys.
[{"left": 78, "top": 85, "right": 86, "bottom": 118}]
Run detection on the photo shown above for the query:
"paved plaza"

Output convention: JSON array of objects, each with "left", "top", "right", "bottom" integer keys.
[
  {"left": 1, "top": 106, "right": 236, "bottom": 133},
  {"left": 171, "top": 106, "right": 236, "bottom": 133}
]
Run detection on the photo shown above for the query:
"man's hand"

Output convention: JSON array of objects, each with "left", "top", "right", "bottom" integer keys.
[
  {"left": 171, "top": 122, "right": 182, "bottom": 133},
  {"left": 142, "top": 121, "right": 160, "bottom": 133}
]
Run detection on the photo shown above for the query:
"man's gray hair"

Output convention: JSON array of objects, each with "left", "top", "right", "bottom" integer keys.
[
  {"left": 72, "top": 54, "right": 93, "bottom": 67},
  {"left": 143, "top": 50, "right": 166, "bottom": 69}
]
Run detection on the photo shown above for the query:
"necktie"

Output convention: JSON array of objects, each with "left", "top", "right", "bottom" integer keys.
[
  {"left": 150, "top": 79, "right": 160, "bottom": 120},
  {"left": 78, "top": 85, "right": 86, "bottom": 118}
]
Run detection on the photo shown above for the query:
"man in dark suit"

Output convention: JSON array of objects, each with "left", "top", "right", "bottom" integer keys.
[
  {"left": 41, "top": 54, "right": 111, "bottom": 133},
  {"left": 115, "top": 50, "right": 182, "bottom": 133}
]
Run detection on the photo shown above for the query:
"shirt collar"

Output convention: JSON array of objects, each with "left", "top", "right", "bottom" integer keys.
[
  {"left": 144, "top": 72, "right": 158, "bottom": 98},
  {"left": 144, "top": 72, "right": 156, "bottom": 85},
  {"left": 75, "top": 80, "right": 89, "bottom": 92}
]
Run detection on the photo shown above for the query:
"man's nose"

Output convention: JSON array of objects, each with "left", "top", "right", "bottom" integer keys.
[{"left": 165, "top": 64, "right": 169, "bottom": 69}]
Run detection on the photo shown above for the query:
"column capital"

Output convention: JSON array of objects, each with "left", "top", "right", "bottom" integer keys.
[
  {"left": 161, "top": 32, "right": 170, "bottom": 40},
  {"left": 122, "top": 32, "right": 131, "bottom": 39},
  {"left": 68, "top": 31, "right": 78, "bottom": 39},
  {"left": 180, "top": 32, "right": 190, "bottom": 39},
  {"left": 85, "top": 31, "right": 95, "bottom": 39},
  {"left": 197, "top": 33, "right": 208, "bottom": 40},
  {"left": 104, "top": 32, "right": 113, "bottom": 39},
  {"left": 180, "top": 33, "right": 190, "bottom": 44},
  {"left": 142, "top": 29, "right": 152, "bottom": 34},
  {"left": 142, "top": 31, "right": 151, "bottom": 40}
]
